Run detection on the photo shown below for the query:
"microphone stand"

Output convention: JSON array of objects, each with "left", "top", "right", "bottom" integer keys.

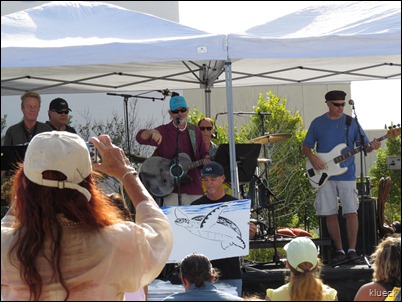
[
  {"left": 253, "top": 174, "right": 284, "bottom": 265},
  {"left": 106, "top": 92, "right": 165, "bottom": 154},
  {"left": 170, "top": 119, "right": 182, "bottom": 206},
  {"left": 350, "top": 101, "right": 371, "bottom": 268}
]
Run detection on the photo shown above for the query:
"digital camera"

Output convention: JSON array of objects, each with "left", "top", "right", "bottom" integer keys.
[{"left": 86, "top": 142, "right": 98, "bottom": 163}]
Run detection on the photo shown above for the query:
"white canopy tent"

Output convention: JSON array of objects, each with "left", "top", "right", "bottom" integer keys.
[{"left": 1, "top": 1, "right": 401, "bottom": 197}]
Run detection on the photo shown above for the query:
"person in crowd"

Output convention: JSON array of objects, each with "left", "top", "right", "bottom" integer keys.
[
  {"left": 191, "top": 161, "right": 257, "bottom": 297},
  {"left": 302, "top": 90, "right": 381, "bottom": 264},
  {"left": 3, "top": 91, "right": 52, "bottom": 146},
  {"left": 136, "top": 95, "right": 210, "bottom": 206},
  {"left": 2, "top": 91, "right": 52, "bottom": 179},
  {"left": 198, "top": 117, "right": 219, "bottom": 158},
  {"left": 46, "top": 97, "right": 77, "bottom": 133},
  {"left": 266, "top": 237, "right": 338, "bottom": 301},
  {"left": 162, "top": 253, "right": 243, "bottom": 301},
  {"left": 354, "top": 235, "right": 401, "bottom": 301},
  {"left": 1, "top": 131, "right": 173, "bottom": 301}
]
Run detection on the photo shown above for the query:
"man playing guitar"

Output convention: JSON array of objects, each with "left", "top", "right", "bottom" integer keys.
[
  {"left": 302, "top": 90, "right": 381, "bottom": 265},
  {"left": 136, "top": 95, "right": 210, "bottom": 206}
]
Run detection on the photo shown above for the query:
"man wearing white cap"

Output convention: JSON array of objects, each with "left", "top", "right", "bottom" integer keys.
[{"left": 266, "top": 237, "right": 338, "bottom": 301}]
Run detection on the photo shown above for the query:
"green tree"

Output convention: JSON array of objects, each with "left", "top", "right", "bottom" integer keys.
[
  {"left": 369, "top": 126, "right": 401, "bottom": 223},
  {"left": 192, "top": 92, "right": 316, "bottom": 231},
  {"left": 247, "top": 92, "right": 314, "bottom": 229}
]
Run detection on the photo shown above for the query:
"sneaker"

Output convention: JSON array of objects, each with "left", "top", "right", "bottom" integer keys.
[
  {"left": 332, "top": 251, "right": 346, "bottom": 264},
  {"left": 347, "top": 251, "right": 361, "bottom": 265}
]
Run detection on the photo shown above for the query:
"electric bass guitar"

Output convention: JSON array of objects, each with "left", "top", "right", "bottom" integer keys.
[
  {"left": 306, "top": 127, "right": 400, "bottom": 189},
  {"left": 139, "top": 153, "right": 205, "bottom": 197}
]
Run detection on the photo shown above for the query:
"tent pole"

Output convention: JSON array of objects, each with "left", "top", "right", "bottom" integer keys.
[
  {"left": 225, "top": 60, "right": 240, "bottom": 198},
  {"left": 205, "top": 89, "right": 212, "bottom": 117}
]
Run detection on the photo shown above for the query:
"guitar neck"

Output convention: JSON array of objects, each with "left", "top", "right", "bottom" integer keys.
[
  {"left": 188, "top": 159, "right": 205, "bottom": 170},
  {"left": 334, "top": 134, "right": 388, "bottom": 164}
]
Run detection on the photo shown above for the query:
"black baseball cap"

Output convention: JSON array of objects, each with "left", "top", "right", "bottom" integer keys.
[
  {"left": 49, "top": 97, "right": 71, "bottom": 111},
  {"left": 201, "top": 162, "right": 224, "bottom": 177}
]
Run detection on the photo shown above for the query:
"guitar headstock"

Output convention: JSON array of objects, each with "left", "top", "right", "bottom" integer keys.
[{"left": 386, "top": 125, "right": 401, "bottom": 139}]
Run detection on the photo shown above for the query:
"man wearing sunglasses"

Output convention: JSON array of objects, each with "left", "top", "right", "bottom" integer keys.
[
  {"left": 46, "top": 97, "right": 77, "bottom": 133},
  {"left": 302, "top": 90, "right": 381, "bottom": 265},
  {"left": 136, "top": 95, "right": 210, "bottom": 206}
]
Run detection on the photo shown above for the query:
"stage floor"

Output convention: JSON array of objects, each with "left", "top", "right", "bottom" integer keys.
[{"left": 242, "top": 260, "right": 373, "bottom": 301}]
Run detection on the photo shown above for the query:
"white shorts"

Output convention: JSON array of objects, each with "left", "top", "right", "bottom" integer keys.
[{"left": 315, "top": 180, "right": 359, "bottom": 216}]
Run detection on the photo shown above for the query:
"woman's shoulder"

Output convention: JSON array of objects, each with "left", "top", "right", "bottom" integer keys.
[{"left": 322, "top": 284, "right": 338, "bottom": 301}]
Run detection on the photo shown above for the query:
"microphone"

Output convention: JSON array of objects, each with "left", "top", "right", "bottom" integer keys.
[
  {"left": 349, "top": 99, "right": 354, "bottom": 106},
  {"left": 175, "top": 117, "right": 181, "bottom": 126},
  {"left": 157, "top": 89, "right": 171, "bottom": 97}
]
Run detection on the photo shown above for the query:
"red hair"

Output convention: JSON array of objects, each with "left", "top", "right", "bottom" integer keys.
[{"left": 8, "top": 164, "right": 124, "bottom": 300}]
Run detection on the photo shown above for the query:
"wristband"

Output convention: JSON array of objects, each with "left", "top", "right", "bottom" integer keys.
[{"left": 122, "top": 169, "right": 138, "bottom": 182}]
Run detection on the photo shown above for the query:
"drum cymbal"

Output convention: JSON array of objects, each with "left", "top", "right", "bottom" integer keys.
[{"left": 249, "top": 133, "right": 292, "bottom": 144}]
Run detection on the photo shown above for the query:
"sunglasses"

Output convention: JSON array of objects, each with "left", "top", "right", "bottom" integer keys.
[
  {"left": 51, "top": 109, "right": 69, "bottom": 115},
  {"left": 331, "top": 102, "right": 346, "bottom": 107},
  {"left": 200, "top": 126, "right": 213, "bottom": 131},
  {"left": 171, "top": 108, "right": 188, "bottom": 114}
]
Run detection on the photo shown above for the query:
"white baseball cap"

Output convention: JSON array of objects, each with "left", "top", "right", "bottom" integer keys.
[
  {"left": 284, "top": 237, "right": 318, "bottom": 273},
  {"left": 23, "top": 131, "right": 92, "bottom": 201}
]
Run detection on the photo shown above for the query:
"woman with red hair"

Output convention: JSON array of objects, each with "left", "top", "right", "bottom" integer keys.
[{"left": 1, "top": 131, "right": 173, "bottom": 301}]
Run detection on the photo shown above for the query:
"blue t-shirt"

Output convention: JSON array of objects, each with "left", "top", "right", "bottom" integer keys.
[{"left": 303, "top": 113, "right": 369, "bottom": 181}]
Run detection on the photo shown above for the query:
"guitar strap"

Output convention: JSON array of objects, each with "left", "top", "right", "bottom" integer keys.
[
  {"left": 345, "top": 114, "right": 352, "bottom": 147},
  {"left": 187, "top": 123, "right": 197, "bottom": 158}
]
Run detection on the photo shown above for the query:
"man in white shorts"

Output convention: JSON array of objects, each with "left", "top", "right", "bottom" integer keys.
[{"left": 302, "top": 90, "right": 381, "bottom": 265}]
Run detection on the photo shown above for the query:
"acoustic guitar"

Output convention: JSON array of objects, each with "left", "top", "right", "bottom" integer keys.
[
  {"left": 139, "top": 153, "right": 204, "bottom": 197},
  {"left": 306, "top": 127, "right": 400, "bottom": 189}
]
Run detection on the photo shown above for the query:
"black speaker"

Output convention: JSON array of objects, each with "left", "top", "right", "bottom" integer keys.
[{"left": 320, "top": 198, "right": 378, "bottom": 260}]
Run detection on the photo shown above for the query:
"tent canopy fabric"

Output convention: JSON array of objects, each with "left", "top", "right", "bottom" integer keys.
[
  {"left": 1, "top": 1, "right": 400, "bottom": 96},
  {"left": 226, "top": 1, "right": 400, "bottom": 86},
  {"left": 1, "top": 1, "right": 227, "bottom": 95}
]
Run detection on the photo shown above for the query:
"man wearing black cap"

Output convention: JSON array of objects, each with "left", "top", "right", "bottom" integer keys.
[
  {"left": 191, "top": 161, "right": 257, "bottom": 297},
  {"left": 302, "top": 90, "right": 381, "bottom": 265},
  {"left": 46, "top": 97, "right": 77, "bottom": 133}
]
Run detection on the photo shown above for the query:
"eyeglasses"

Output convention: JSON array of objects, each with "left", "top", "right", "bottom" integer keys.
[
  {"left": 200, "top": 126, "right": 213, "bottom": 131},
  {"left": 51, "top": 109, "right": 69, "bottom": 115},
  {"left": 171, "top": 108, "right": 188, "bottom": 114},
  {"left": 331, "top": 102, "right": 346, "bottom": 107}
]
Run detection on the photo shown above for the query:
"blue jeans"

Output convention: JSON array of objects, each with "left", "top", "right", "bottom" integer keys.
[{"left": 216, "top": 279, "right": 242, "bottom": 297}]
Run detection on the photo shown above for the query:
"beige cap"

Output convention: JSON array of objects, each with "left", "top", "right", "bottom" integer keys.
[
  {"left": 284, "top": 237, "right": 318, "bottom": 273},
  {"left": 24, "top": 131, "right": 92, "bottom": 201}
]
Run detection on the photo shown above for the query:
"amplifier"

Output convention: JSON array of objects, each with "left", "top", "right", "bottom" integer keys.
[{"left": 356, "top": 177, "right": 370, "bottom": 197}]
